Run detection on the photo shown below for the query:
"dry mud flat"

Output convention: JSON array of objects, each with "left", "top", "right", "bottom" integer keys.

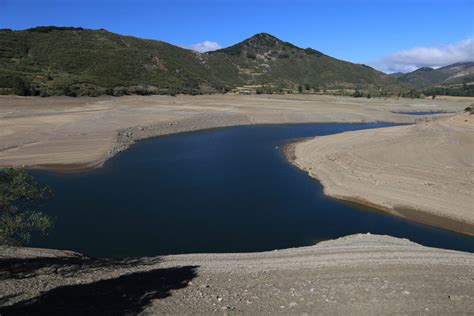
[
  {"left": 1, "top": 234, "right": 473, "bottom": 315},
  {"left": 290, "top": 112, "right": 474, "bottom": 236},
  {"left": 0, "top": 94, "right": 470, "bottom": 171}
]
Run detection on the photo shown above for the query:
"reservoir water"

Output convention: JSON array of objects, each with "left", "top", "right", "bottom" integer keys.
[
  {"left": 392, "top": 111, "right": 453, "bottom": 115},
  {"left": 31, "top": 123, "right": 474, "bottom": 257}
]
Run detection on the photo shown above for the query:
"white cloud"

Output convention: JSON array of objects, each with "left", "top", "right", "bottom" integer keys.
[
  {"left": 185, "top": 40, "right": 221, "bottom": 53},
  {"left": 372, "top": 38, "right": 474, "bottom": 73}
]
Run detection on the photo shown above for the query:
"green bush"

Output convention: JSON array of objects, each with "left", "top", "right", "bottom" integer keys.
[
  {"left": 246, "top": 52, "right": 257, "bottom": 59},
  {"left": 0, "top": 168, "right": 53, "bottom": 246},
  {"left": 12, "top": 77, "right": 30, "bottom": 96},
  {"left": 353, "top": 90, "right": 363, "bottom": 98}
]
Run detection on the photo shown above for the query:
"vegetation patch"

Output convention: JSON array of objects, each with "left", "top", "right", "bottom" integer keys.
[
  {"left": 0, "top": 168, "right": 52, "bottom": 246},
  {"left": 0, "top": 28, "right": 406, "bottom": 97}
]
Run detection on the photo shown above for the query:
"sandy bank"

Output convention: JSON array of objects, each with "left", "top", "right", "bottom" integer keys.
[
  {"left": 290, "top": 112, "right": 474, "bottom": 236},
  {"left": 0, "top": 94, "right": 470, "bottom": 171},
  {"left": 1, "top": 234, "right": 473, "bottom": 314}
]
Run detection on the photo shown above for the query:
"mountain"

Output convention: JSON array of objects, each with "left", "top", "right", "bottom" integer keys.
[
  {"left": 387, "top": 72, "right": 405, "bottom": 79},
  {"left": 207, "top": 33, "right": 400, "bottom": 92},
  {"left": 0, "top": 27, "right": 227, "bottom": 96},
  {"left": 392, "top": 62, "right": 474, "bottom": 89},
  {"left": 0, "top": 27, "right": 404, "bottom": 96}
]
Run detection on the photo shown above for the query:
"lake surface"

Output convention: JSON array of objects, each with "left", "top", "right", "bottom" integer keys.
[
  {"left": 393, "top": 111, "right": 453, "bottom": 115},
  {"left": 31, "top": 123, "right": 474, "bottom": 257}
]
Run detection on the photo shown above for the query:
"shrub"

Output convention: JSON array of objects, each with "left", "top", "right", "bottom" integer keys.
[
  {"left": 12, "top": 77, "right": 30, "bottom": 96},
  {"left": 40, "top": 90, "right": 50, "bottom": 97},
  {"left": 465, "top": 106, "right": 474, "bottom": 114},
  {"left": 0, "top": 168, "right": 53, "bottom": 246},
  {"left": 353, "top": 90, "right": 363, "bottom": 98},
  {"left": 63, "top": 86, "right": 77, "bottom": 97},
  {"left": 246, "top": 52, "right": 257, "bottom": 59}
]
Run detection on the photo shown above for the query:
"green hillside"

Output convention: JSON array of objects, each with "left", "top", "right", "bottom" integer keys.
[
  {"left": 0, "top": 27, "right": 227, "bottom": 96},
  {"left": 392, "top": 62, "right": 474, "bottom": 89},
  {"left": 0, "top": 27, "right": 404, "bottom": 96},
  {"left": 208, "top": 33, "right": 400, "bottom": 92}
]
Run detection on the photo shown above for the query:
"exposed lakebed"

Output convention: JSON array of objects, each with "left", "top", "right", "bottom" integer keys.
[{"left": 31, "top": 123, "right": 474, "bottom": 257}]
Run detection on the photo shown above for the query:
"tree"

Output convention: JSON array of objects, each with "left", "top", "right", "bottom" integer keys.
[
  {"left": 304, "top": 83, "right": 311, "bottom": 91},
  {"left": 297, "top": 85, "right": 303, "bottom": 93},
  {"left": 366, "top": 93, "right": 371, "bottom": 99},
  {"left": 12, "top": 77, "right": 30, "bottom": 96},
  {"left": 353, "top": 90, "right": 363, "bottom": 98},
  {"left": 0, "top": 168, "right": 52, "bottom": 246}
]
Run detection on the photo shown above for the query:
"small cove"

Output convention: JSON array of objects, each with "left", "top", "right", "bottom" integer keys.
[{"left": 31, "top": 123, "right": 474, "bottom": 257}]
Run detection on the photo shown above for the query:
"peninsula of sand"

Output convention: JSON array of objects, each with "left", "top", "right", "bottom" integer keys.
[{"left": 289, "top": 111, "right": 474, "bottom": 236}]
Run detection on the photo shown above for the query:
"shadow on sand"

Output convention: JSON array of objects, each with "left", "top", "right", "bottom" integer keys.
[
  {"left": 0, "top": 256, "right": 198, "bottom": 315},
  {"left": 0, "top": 255, "right": 162, "bottom": 280}
]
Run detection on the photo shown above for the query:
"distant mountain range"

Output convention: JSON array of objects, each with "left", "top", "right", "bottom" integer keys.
[
  {"left": 0, "top": 27, "right": 402, "bottom": 96},
  {"left": 0, "top": 26, "right": 471, "bottom": 97},
  {"left": 389, "top": 62, "right": 474, "bottom": 89}
]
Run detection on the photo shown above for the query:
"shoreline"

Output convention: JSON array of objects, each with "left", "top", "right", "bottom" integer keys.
[
  {"left": 286, "top": 113, "right": 474, "bottom": 238},
  {"left": 2, "top": 94, "right": 473, "bottom": 237},
  {"left": 29, "top": 121, "right": 400, "bottom": 173},
  {"left": 1, "top": 94, "right": 470, "bottom": 172},
  {"left": 284, "top": 141, "right": 474, "bottom": 237}
]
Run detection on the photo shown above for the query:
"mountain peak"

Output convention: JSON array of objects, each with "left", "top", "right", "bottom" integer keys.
[
  {"left": 241, "top": 33, "right": 295, "bottom": 49},
  {"left": 251, "top": 32, "right": 277, "bottom": 38},
  {"left": 211, "top": 32, "right": 300, "bottom": 57},
  {"left": 247, "top": 32, "right": 280, "bottom": 41}
]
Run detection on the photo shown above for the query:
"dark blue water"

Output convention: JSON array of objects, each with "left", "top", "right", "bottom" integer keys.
[
  {"left": 393, "top": 111, "right": 453, "bottom": 115},
  {"left": 31, "top": 123, "right": 474, "bottom": 257}
]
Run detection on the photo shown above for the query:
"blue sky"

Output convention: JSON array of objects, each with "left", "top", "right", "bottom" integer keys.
[{"left": 1, "top": 0, "right": 473, "bottom": 72}]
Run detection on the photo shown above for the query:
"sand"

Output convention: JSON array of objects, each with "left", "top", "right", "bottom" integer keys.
[
  {"left": 290, "top": 112, "right": 474, "bottom": 236},
  {"left": 0, "top": 94, "right": 470, "bottom": 171},
  {"left": 1, "top": 234, "right": 473, "bottom": 314}
]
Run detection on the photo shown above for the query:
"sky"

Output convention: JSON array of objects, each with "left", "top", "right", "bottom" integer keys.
[{"left": 1, "top": 0, "right": 473, "bottom": 73}]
